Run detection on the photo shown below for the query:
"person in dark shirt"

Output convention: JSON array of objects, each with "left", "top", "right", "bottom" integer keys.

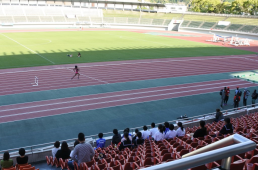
[
  {"left": 16, "top": 148, "right": 28, "bottom": 165},
  {"left": 119, "top": 132, "right": 132, "bottom": 151},
  {"left": 193, "top": 120, "right": 207, "bottom": 138},
  {"left": 112, "top": 129, "right": 121, "bottom": 145},
  {"left": 214, "top": 109, "right": 224, "bottom": 122},
  {"left": 55, "top": 141, "right": 71, "bottom": 161},
  {"left": 133, "top": 132, "right": 144, "bottom": 148},
  {"left": 219, "top": 118, "right": 233, "bottom": 135},
  {"left": 132, "top": 129, "right": 139, "bottom": 144}
]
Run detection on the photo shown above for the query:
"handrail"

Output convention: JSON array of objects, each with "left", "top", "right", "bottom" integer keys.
[
  {"left": 142, "top": 134, "right": 256, "bottom": 170},
  {"left": 0, "top": 103, "right": 256, "bottom": 155}
]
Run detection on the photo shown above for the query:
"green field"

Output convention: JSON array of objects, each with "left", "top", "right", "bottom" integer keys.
[{"left": 0, "top": 30, "right": 254, "bottom": 69}]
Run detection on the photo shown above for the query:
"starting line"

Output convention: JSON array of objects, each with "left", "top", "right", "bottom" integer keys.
[{"left": 31, "top": 76, "right": 38, "bottom": 86}]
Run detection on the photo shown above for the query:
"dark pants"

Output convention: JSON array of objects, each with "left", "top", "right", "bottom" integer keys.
[
  {"left": 243, "top": 98, "right": 247, "bottom": 106},
  {"left": 224, "top": 96, "right": 229, "bottom": 104},
  {"left": 68, "top": 160, "right": 74, "bottom": 170},
  {"left": 234, "top": 102, "right": 239, "bottom": 108}
]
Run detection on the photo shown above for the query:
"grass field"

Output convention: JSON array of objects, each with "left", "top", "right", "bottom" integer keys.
[{"left": 0, "top": 30, "right": 254, "bottom": 69}]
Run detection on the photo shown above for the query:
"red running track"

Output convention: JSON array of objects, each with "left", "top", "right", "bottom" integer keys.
[
  {"left": 0, "top": 55, "right": 258, "bottom": 96},
  {"left": 0, "top": 78, "right": 255, "bottom": 123}
]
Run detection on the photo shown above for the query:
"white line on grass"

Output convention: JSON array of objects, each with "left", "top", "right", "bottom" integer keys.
[
  {"left": 0, "top": 33, "right": 55, "bottom": 64},
  {"left": 66, "top": 68, "right": 109, "bottom": 84}
]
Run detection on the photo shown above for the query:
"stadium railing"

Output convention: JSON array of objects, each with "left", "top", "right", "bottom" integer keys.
[
  {"left": 143, "top": 134, "right": 256, "bottom": 170},
  {"left": 0, "top": 103, "right": 257, "bottom": 162}
]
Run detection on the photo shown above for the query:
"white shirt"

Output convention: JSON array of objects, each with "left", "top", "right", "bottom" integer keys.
[
  {"left": 165, "top": 130, "right": 177, "bottom": 139},
  {"left": 141, "top": 130, "right": 150, "bottom": 139},
  {"left": 52, "top": 147, "right": 59, "bottom": 158},
  {"left": 150, "top": 127, "right": 159, "bottom": 138},
  {"left": 176, "top": 128, "right": 185, "bottom": 137},
  {"left": 154, "top": 131, "right": 165, "bottom": 141}
]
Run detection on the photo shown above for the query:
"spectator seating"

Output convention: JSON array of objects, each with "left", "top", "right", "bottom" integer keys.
[
  {"left": 213, "top": 24, "right": 227, "bottom": 30},
  {"left": 200, "top": 22, "right": 216, "bottom": 29},
  {"left": 225, "top": 24, "right": 243, "bottom": 31},
  {"left": 183, "top": 15, "right": 226, "bottom": 22},
  {"left": 239, "top": 25, "right": 257, "bottom": 33},
  {"left": 225, "top": 18, "right": 258, "bottom": 25},
  {"left": 188, "top": 21, "right": 202, "bottom": 28},
  {"left": 180, "top": 20, "right": 190, "bottom": 27}
]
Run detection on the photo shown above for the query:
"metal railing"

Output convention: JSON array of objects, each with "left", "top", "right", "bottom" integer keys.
[{"left": 143, "top": 134, "right": 256, "bottom": 170}]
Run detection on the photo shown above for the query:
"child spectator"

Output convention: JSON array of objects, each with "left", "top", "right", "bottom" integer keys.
[
  {"left": 96, "top": 133, "right": 106, "bottom": 149},
  {"left": 112, "top": 129, "right": 121, "bottom": 145},
  {"left": 154, "top": 124, "right": 165, "bottom": 142},
  {"left": 214, "top": 109, "right": 224, "bottom": 122},
  {"left": 55, "top": 141, "right": 71, "bottom": 161},
  {"left": 1, "top": 152, "right": 13, "bottom": 169},
  {"left": 70, "top": 140, "right": 79, "bottom": 158},
  {"left": 165, "top": 124, "right": 177, "bottom": 139},
  {"left": 219, "top": 118, "right": 233, "bottom": 135},
  {"left": 132, "top": 129, "right": 139, "bottom": 143},
  {"left": 164, "top": 122, "right": 170, "bottom": 134},
  {"left": 119, "top": 132, "right": 132, "bottom": 151},
  {"left": 52, "top": 141, "right": 60, "bottom": 159},
  {"left": 16, "top": 148, "right": 28, "bottom": 165},
  {"left": 133, "top": 132, "right": 144, "bottom": 147},
  {"left": 142, "top": 125, "right": 150, "bottom": 139},
  {"left": 176, "top": 122, "right": 185, "bottom": 137},
  {"left": 193, "top": 121, "right": 207, "bottom": 138},
  {"left": 149, "top": 122, "right": 159, "bottom": 138}
]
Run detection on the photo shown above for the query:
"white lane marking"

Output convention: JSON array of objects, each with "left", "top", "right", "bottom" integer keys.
[
  {"left": 0, "top": 82, "right": 254, "bottom": 118},
  {"left": 0, "top": 79, "right": 250, "bottom": 112},
  {"left": 67, "top": 68, "right": 109, "bottom": 84},
  {"left": 0, "top": 33, "right": 55, "bottom": 64},
  {"left": 0, "top": 55, "right": 256, "bottom": 75}
]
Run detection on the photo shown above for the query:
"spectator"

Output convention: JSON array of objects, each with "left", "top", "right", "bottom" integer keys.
[
  {"left": 220, "top": 87, "right": 226, "bottom": 109},
  {"left": 214, "top": 109, "right": 224, "bottom": 122},
  {"left": 219, "top": 118, "right": 233, "bottom": 135},
  {"left": 141, "top": 125, "right": 150, "bottom": 140},
  {"left": 1, "top": 152, "right": 13, "bottom": 169},
  {"left": 112, "top": 129, "right": 121, "bottom": 145},
  {"left": 193, "top": 121, "right": 207, "bottom": 138},
  {"left": 165, "top": 124, "right": 177, "bottom": 139},
  {"left": 122, "top": 128, "right": 132, "bottom": 137},
  {"left": 55, "top": 141, "right": 71, "bottom": 161},
  {"left": 149, "top": 122, "right": 159, "bottom": 138},
  {"left": 52, "top": 141, "right": 60, "bottom": 159},
  {"left": 119, "top": 132, "right": 132, "bottom": 151},
  {"left": 133, "top": 132, "right": 144, "bottom": 147},
  {"left": 68, "top": 133, "right": 95, "bottom": 170},
  {"left": 121, "top": 129, "right": 132, "bottom": 142},
  {"left": 164, "top": 122, "right": 170, "bottom": 134},
  {"left": 224, "top": 87, "right": 230, "bottom": 105},
  {"left": 154, "top": 124, "right": 165, "bottom": 142},
  {"left": 176, "top": 122, "right": 185, "bottom": 137},
  {"left": 132, "top": 129, "right": 139, "bottom": 143},
  {"left": 234, "top": 93, "right": 241, "bottom": 109},
  {"left": 252, "top": 90, "right": 258, "bottom": 107},
  {"left": 70, "top": 140, "right": 80, "bottom": 158},
  {"left": 96, "top": 133, "right": 106, "bottom": 149},
  {"left": 16, "top": 148, "right": 28, "bottom": 165},
  {"left": 243, "top": 88, "right": 250, "bottom": 106}
]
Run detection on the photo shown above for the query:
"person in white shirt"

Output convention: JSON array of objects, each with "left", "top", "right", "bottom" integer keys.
[
  {"left": 52, "top": 141, "right": 60, "bottom": 159},
  {"left": 149, "top": 122, "right": 159, "bottom": 139},
  {"left": 176, "top": 122, "right": 185, "bottom": 137},
  {"left": 70, "top": 140, "right": 79, "bottom": 159},
  {"left": 154, "top": 124, "right": 165, "bottom": 142},
  {"left": 141, "top": 125, "right": 150, "bottom": 139},
  {"left": 165, "top": 124, "right": 177, "bottom": 139}
]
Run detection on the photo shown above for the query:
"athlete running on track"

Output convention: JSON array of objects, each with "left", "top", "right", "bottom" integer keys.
[{"left": 71, "top": 65, "right": 80, "bottom": 79}]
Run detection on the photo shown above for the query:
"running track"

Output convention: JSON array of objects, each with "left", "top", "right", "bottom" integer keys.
[{"left": 1, "top": 55, "right": 258, "bottom": 96}]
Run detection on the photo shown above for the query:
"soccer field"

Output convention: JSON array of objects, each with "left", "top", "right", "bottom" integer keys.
[{"left": 0, "top": 30, "right": 254, "bottom": 69}]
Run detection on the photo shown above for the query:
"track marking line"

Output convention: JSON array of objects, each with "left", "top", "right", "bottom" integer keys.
[
  {"left": 66, "top": 68, "right": 109, "bottom": 84},
  {"left": 0, "top": 55, "right": 256, "bottom": 75},
  {"left": 0, "top": 33, "right": 55, "bottom": 64},
  {"left": 0, "top": 79, "right": 251, "bottom": 112},
  {"left": 0, "top": 82, "right": 253, "bottom": 119}
]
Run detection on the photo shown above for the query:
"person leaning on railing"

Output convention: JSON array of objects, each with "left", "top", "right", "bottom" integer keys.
[{"left": 0, "top": 152, "right": 13, "bottom": 169}]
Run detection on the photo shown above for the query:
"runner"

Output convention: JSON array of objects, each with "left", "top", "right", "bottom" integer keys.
[{"left": 71, "top": 65, "right": 80, "bottom": 79}]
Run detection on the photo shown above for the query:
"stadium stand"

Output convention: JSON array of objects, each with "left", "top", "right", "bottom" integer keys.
[
  {"left": 44, "top": 111, "right": 258, "bottom": 170},
  {"left": 183, "top": 15, "right": 226, "bottom": 22},
  {"left": 139, "top": 18, "right": 152, "bottom": 25},
  {"left": 180, "top": 20, "right": 190, "bottom": 27},
  {"left": 26, "top": 16, "right": 41, "bottom": 22},
  {"left": 225, "top": 24, "right": 243, "bottom": 31},
  {"left": 200, "top": 22, "right": 216, "bottom": 29},
  {"left": 225, "top": 18, "right": 258, "bottom": 25},
  {"left": 39, "top": 16, "right": 54, "bottom": 22},
  {"left": 213, "top": 24, "right": 228, "bottom": 30},
  {"left": 152, "top": 19, "right": 164, "bottom": 26},
  {"left": 239, "top": 25, "right": 257, "bottom": 33},
  {"left": 115, "top": 17, "right": 128, "bottom": 24},
  {"left": 188, "top": 21, "right": 202, "bottom": 28}
]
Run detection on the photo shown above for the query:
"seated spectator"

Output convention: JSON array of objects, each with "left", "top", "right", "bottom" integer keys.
[
  {"left": 52, "top": 141, "right": 60, "bottom": 159},
  {"left": 96, "top": 133, "right": 106, "bottom": 149},
  {"left": 165, "top": 124, "right": 177, "bottom": 139},
  {"left": 219, "top": 118, "right": 233, "bottom": 135},
  {"left": 164, "top": 122, "right": 170, "bottom": 134},
  {"left": 154, "top": 124, "right": 165, "bottom": 142},
  {"left": 16, "top": 148, "right": 28, "bottom": 165},
  {"left": 1, "top": 152, "right": 13, "bottom": 169},
  {"left": 121, "top": 129, "right": 132, "bottom": 142},
  {"left": 176, "top": 122, "right": 185, "bottom": 137},
  {"left": 119, "top": 132, "right": 132, "bottom": 151},
  {"left": 132, "top": 129, "right": 139, "bottom": 143},
  {"left": 112, "top": 129, "right": 121, "bottom": 145},
  {"left": 142, "top": 125, "right": 150, "bottom": 140},
  {"left": 149, "top": 122, "right": 159, "bottom": 138},
  {"left": 55, "top": 141, "right": 71, "bottom": 161},
  {"left": 214, "top": 109, "right": 224, "bottom": 122},
  {"left": 193, "top": 121, "right": 207, "bottom": 138},
  {"left": 133, "top": 132, "right": 144, "bottom": 147},
  {"left": 121, "top": 128, "right": 132, "bottom": 138},
  {"left": 68, "top": 133, "right": 95, "bottom": 170},
  {"left": 70, "top": 140, "right": 79, "bottom": 159}
]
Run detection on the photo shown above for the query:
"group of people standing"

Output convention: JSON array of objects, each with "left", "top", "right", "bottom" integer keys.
[{"left": 220, "top": 86, "right": 258, "bottom": 109}]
